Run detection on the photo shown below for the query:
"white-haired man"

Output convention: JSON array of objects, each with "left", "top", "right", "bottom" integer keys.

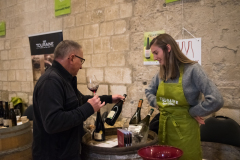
[{"left": 32, "top": 40, "right": 124, "bottom": 160}]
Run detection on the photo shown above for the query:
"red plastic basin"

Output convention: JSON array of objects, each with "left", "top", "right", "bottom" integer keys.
[{"left": 138, "top": 145, "right": 183, "bottom": 160}]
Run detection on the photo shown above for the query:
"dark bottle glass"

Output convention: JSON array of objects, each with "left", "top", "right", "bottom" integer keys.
[
  {"left": 139, "top": 108, "right": 154, "bottom": 127},
  {"left": 92, "top": 110, "right": 105, "bottom": 141},
  {"left": 0, "top": 101, "right": 4, "bottom": 126},
  {"left": 14, "top": 103, "right": 23, "bottom": 116},
  {"left": 3, "top": 102, "right": 9, "bottom": 127},
  {"left": 128, "top": 109, "right": 154, "bottom": 143},
  {"left": 105, "top": 94, "right": 127, "bottom": 126},
  {"left": 9, "top": 102, "right": 17, "bottom": 127},
  {"left": 145, "top": 37, "right": 150, "bottom": 59},
  {"left": 138, "top": 108, "right": 154, "bottom": 142},
  {"left": 129, "top": 99, "right": 143, "bottom": 125}
]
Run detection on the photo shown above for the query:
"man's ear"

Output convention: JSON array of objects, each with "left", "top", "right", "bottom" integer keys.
[
  {"left": 166, "top": 44, "right": 171, "bottom": 53},
  {"left": 68, "top": 54, "right": 75, "bottom": 63}
]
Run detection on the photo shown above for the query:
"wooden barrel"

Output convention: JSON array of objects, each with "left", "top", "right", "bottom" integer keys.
[
  {"left": 81, "top": 128, "right": 158, "bottom": 160},
  {"left": 201, "top": 142, "right": 240, "bottom": 160},
  {"left": 0, "top": 121, "right": 33, "bottom": 160}
]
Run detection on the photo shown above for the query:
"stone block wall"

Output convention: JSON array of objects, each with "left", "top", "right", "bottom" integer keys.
[{"left": 0, "top": 0, "right": 239, "bottom": 124}]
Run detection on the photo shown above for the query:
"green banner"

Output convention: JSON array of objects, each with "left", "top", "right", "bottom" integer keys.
[
  {"left": 0, "top": 21, "right": 6, "bottom": 36},
  {"left": 55, "top": 0, "right": 71, "bottom": 17},
  {"left": 166, "top": 0, "right": 180, "bottom": 3}
]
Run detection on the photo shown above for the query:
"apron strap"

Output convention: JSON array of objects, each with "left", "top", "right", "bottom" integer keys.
[
  {"left": 178, "top": 64, "right": 184, "bottom": 84},
  {"left": 161, "top": 113, "right": 184, "bottom": 143}
]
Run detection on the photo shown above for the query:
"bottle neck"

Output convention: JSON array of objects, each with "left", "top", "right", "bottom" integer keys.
[
  {"left": 142, "top": 109, "right": 154, "bottom": 121},
  {"left": 138, "top": 99, "right": 143, "bottom": 108}
]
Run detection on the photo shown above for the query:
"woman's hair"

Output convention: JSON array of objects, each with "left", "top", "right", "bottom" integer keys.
[
  {"left": 54, "top": 40, "right": 82, "bottom": 59},
  {"left": 150, "top": 34, "right": 196, "bottom": 81}
]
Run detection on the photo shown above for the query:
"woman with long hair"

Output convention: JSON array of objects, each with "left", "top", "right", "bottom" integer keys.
[{"left": 145, "top": 34, "right": 224, "bottom": 160}]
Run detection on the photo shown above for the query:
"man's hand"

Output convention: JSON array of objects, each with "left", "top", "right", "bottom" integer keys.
[
  {"left": 112, "top": 95, "right": 125, "bottom": 103},
  {"left": 194, "top": 116, "right": 205, "bottom": 125},
  {"left": 87, "top": 95, "right": 105, "bottom": 112}
]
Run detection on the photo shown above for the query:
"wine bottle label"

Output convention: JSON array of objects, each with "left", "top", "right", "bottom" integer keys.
[
  {"left": 107, "top": 111, "right": 115, "bottom": 119},
  {"left": 94, "top": 132, "right": 102, "bottom": 140},
  {"left": 128, "top": 125, "right": 142, "bottom": 133},
  {"left": 145, "top": 50, "right": 150, "bottom": 58},
  {"left": 3, "top": 119, "right": 8, "bottom": 126},
  {"left": 9, "top": 119, "right": 12, "bottom": 127},
  {"left": 0, "top": 117, "right": 3, "bottom": 124}
]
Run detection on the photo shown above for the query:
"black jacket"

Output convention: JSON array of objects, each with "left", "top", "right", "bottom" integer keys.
[{"left": 32, "top": 61, "right": 112, "bottom": 160}]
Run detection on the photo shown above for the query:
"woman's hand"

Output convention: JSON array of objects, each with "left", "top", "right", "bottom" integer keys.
[
  {"left": 112, "top": 95, "right": 125, "bottom": 103},
  {"left": 194, "top": 116, "right": 205, "bottom": 125}
]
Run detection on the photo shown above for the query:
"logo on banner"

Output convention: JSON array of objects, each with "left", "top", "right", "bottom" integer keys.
[
  {"left": 159, "top": 97, "right": 178, "bottom": 106},
  {"left": 36, "top": 40, "right": 54, "bottom": 49}
]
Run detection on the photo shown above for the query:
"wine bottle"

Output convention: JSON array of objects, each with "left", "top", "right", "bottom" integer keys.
[
  {"left": 129, "top": 99, "right": 143, "bottom": 125},
  {"left": 128, "top": 108, "right": 154, "bottom": 143},
  {"left": 105, "top": 94, "right": 127, "bottom": 126},
  {"left": 0, "top": 101, "right": 4, "bottom": 126},
  {"left": 139, "top": 108, "right": 154, "bottom": 127},
  {"left": 3, "top": 102, "right": 9, "bottom": 127},
  {"left": 138, "top": 108, "right": 154, "bottom": 142},
  {"left": 9, "top": 102, "right": 17, "bottom": 127},
  {"left": 92, "top": 110, "right": 105, "bottom": 141},
  {"left": 145, "top": 37, "right": 150, "bottom": 59}
]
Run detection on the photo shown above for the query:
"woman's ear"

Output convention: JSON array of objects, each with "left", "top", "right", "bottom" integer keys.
[{"left": 166, "top": 44, "right": 171, "bottom": 53}]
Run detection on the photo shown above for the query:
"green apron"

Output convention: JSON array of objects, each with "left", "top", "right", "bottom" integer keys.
[{"left": 156, "top": 64, "right": 202, "bottom": 160}]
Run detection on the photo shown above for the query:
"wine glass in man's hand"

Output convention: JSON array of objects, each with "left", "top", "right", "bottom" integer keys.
[{"left": 87, "top": 75, "right": 99, "bottom": 95}]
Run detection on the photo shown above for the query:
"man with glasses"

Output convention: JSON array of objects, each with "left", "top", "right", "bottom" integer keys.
[{"left": 32, "top": 40, "right": 124, "bottom": 160}]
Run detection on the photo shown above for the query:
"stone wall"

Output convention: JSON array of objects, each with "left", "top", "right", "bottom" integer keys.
[{"left": 0, "top": 0, "right": 239, "bottom": 124}]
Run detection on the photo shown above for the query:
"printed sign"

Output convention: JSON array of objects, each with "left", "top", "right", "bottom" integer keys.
[
  {"left": 28, "top": 30, "right": 63, "bottom": 55},
  {"left": 55, "top": 0, "right": 71, "bottom": 17},
  {"left": 143, "top": 30, "right": 165, "bottom": 65},
  {"left": 0, "top": 21, "right": 6, "bottom": 36},
  {"left": 28, "top": 31, "right": 63, "bottom": 83},
  {"left": 176, "top": 38, "right": 202, "bottom": 65}
]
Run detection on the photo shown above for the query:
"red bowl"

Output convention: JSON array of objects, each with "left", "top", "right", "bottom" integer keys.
[{"left": 138, "top": 145, "right": 183, "bottom": 160}]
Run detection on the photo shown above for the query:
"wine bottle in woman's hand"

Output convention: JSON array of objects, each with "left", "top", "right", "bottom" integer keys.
[{"left": 105, "top": 94, "right": 127, "bottom": 126}]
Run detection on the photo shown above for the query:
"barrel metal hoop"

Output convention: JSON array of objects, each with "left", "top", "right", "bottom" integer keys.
[
  {"left": 0, "top": 127, "right": 32, "bottom": 139},
  {"left": 0, "top": 143, "right": 32, "bottom": 156},
  {"left": 82, "top": 130, "right": 159, "bottom": 155},
  {"left": 0, "top": 122, "right": 31, "bottom": 134}
]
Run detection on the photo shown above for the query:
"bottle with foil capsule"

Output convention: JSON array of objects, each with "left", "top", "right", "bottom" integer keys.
[
  {"left": 9, "top": 102, "right": 17, "bottom": 127},
  {"left": 137, "top": 108, "right": 154, "bottom": 142},
  {"left": 3, "top": 102, "right": 9, "bottom": 127},
  {"left": 129, "top": 99, "right": 143, "bottom": 125},
  {"left": 92, "top": 110, "right": 105, "bottom": 141},
  {"left": 145, "top": 37, "right": 150, "bottom": 59},
  {"left": 128, "top": 108, "right": 154, "bottom": 143},
  {"left": 105, "top": 94, "right": 127, "bottom": 126}
]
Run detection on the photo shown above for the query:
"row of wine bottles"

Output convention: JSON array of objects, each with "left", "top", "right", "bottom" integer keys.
[
  {"left": 92, "top": 95, "right": 154, "bottom": 143},
  {"left": 0, "top": 101, "right": 17, "bottom": 127}
]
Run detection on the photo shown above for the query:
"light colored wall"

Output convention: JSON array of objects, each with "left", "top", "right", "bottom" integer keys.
[{"left": 0, "top": 0, "right": 239, "bottom": 123}]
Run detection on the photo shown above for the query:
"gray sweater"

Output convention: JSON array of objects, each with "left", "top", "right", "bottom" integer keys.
[{"left": 145, "top": 63, "right": 224, "bottom": 117}]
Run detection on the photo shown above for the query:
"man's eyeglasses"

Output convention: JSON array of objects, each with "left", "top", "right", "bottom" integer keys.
[{"left": 75, "top": 55, "right": 85, "bottom": 64}]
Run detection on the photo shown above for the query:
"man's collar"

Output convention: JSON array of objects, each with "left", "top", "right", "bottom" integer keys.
[{"left": 52, "top": 60, "right": 74, "bottom": 82}]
